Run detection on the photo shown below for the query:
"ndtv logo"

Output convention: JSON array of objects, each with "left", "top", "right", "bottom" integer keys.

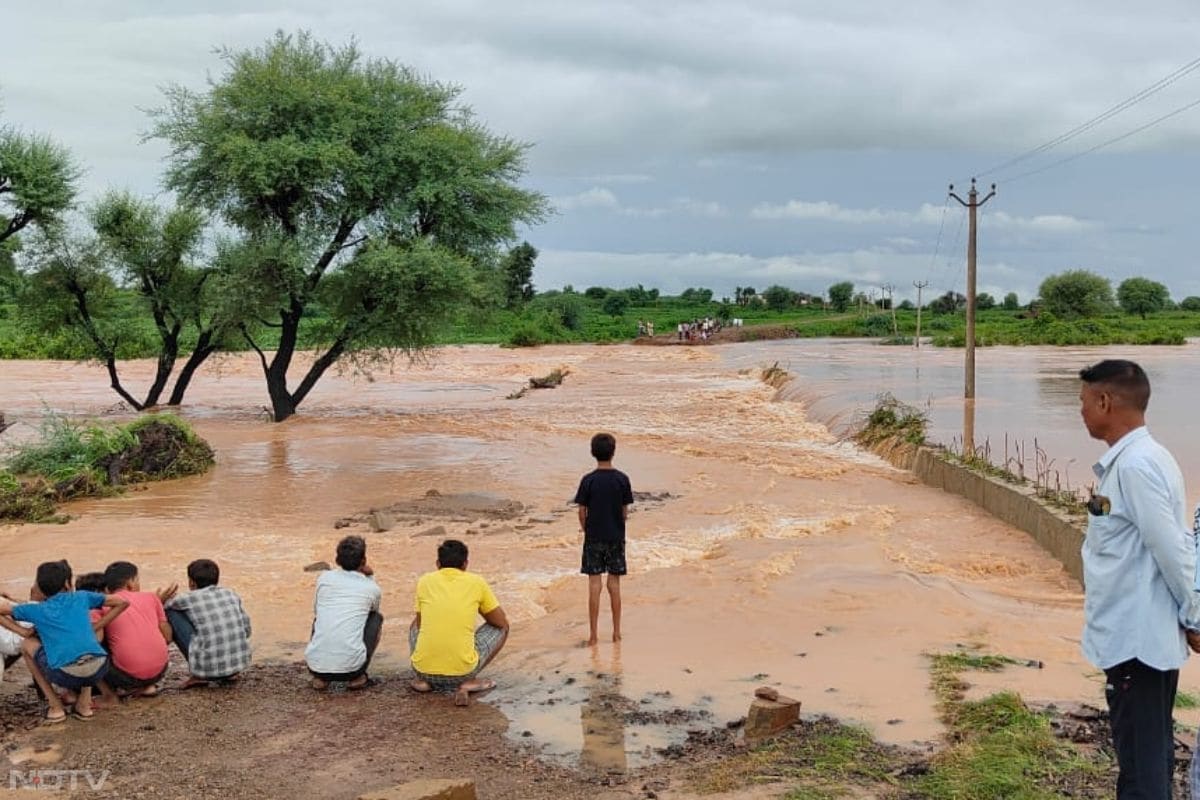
[{"left": 8, "top": 770, "right": 110, "bottom": 791}]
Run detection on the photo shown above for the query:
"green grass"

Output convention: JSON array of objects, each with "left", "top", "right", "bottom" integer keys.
[
  {"left": 0, "top": 413, "right": 214, "bottom": 522},
  {"left": 689, "top": 650, "right": 1110, "bottom": 799},
  {"left": 1176, "top": 690, "right": 1200, "bottom": 709}
]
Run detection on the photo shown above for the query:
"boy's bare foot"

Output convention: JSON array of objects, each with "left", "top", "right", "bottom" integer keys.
[
  {"left": 409, "top": 679, "right": 433, "bottom": 693},
  {"left": 453, "top": 677, "right": 495, "bottom": 706},
  {"left": 346, "top": 674, "right": 373, "bottom": 691},
  {"left": 586, "top": 636, "right": 599, "bottom": 647},
  {"left": 134, "top": 684, "right": 160, "bottom": 698},
  {"left": 91, "top": 696, "right": 119, "bottom": 709},
  {"left": 179, "top": 676, "right": 210, "bottom": 690},
  {"left": 612, "top": 632, "right": 621, "bottom": 642},
  {"left": 310, "top": 678, "right": 329, "bottom": 691}
]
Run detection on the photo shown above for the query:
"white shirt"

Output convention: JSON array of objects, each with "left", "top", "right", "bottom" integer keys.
[
  {"left": 1082, "top": 426, "right": 1200, "bottom": 671},
  {"left": 304, "top": 570, "right": 382, "bottom": 674}
]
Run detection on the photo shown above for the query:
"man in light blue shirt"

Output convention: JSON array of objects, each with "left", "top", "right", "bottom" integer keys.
[{"left": 1079, "top": 359, "right": 1200, "bottom": 798}]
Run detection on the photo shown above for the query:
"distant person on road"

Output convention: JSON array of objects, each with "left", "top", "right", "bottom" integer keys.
[
  {"left": 305, "top": 536, "right": 382, "bottom": 691},
  {"left": 1078, "top": 359, "right": 1200, "bottom": 799},
  {"left": 160, "top": 559, "right": 253, "bottom": 689},
  {"left": 574, "top": 432, "right": 633, "bottom": 646},
  {"left": 409, "top": 539, "right": 509, "bottom": 706}
]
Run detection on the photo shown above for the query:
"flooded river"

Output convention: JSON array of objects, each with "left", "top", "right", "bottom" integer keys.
[{"left": 1, "top": 342, "right": 1198, "bottom": 767}]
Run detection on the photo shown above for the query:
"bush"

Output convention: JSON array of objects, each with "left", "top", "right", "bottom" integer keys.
[
  {"left": 1180, "top": 296, "right": 1200, "bottom": 312},
  {"left": 1039, "top": 270, "right": 1114, "bottom": 318},
  {"left": 1117, "top": 277, "right": 1170, "bottom": 319}
]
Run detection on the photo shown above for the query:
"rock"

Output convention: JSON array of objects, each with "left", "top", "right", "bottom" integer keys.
[
  {"left": 754, "top": 686, "right": 779, "bottom": 701},
  {"left": 358, "top": 779, "right": 476, "bottom": 800},
  {"left": 528, "top": 515, "right": 557, "bottom": 524},
  {"left": 425, "top": 489, "right": 441, "bottom": 497},
  {"left": 415, "top": 525, "right": 447, "bottom": 538},
  {"left": 368, "top": 510, "right": 396, "bottom": 533},
  {"left": 334, "top": 518, "right": 355, "bottom": 529},
  {"left": 743, "top": 693, "right": 801, "bottom": 742},
  {"left": 303, "top": 561, "right": 331, "bottom": 573}
]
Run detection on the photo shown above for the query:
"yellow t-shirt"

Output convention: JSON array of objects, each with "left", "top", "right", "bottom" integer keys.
[{"left": 411, "top": 568, "right": 500, "bottom": 677}]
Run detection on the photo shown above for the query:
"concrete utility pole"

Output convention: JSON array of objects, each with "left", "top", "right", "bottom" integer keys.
[
  {"left": 949, "top": 178, "right": 996, "bottom": 455},
  {"left": 913, "top": 280, "right": 929, "bottom": 349}
]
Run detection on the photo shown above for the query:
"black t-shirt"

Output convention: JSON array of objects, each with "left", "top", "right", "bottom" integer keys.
[{"left": 573, "top": 468, "right": 634, "bottom": 543}]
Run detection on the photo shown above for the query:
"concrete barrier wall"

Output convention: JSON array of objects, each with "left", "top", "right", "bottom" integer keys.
[{"left": 895, "top": 446, "right": 1085, "bottom": 585}]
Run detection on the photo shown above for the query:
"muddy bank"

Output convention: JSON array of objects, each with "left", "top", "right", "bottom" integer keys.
[{"left": 633, "top": 324, "right": 801, "bottom": 347}]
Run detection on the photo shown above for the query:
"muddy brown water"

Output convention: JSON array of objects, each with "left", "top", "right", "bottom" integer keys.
[{"left": 2, "top": 344, "right": 1198, "bottom": 770}]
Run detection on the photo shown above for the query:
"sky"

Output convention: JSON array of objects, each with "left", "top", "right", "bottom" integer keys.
[{"left": 3, "top": 1, "right": 1200, "bottom": 303}]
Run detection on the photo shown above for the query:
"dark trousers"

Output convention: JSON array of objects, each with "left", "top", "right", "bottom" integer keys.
[
  {"left": 166, "top": 608, "right": 194, "bottom": 660},
  {"left": 1105, "top": 658, "right": 1178, "bottom": 799}
]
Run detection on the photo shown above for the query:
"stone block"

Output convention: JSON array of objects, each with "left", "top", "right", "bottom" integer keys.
[
  {"left": 368, "top": 510, "right": 396, "bottom": 533},
  {"left": 358, "top": 778, "right": 477, "bottom": 800},
  {"left": 744, "top": 694, "right": 801, "bottom": 742}
]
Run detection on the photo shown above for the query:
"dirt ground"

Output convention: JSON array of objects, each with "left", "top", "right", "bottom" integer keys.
[{"left": 0, "top": 656, "right": 744, "bottom": 800}]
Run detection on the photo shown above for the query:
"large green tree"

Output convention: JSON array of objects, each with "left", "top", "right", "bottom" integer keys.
[
  {"left": 828, "top": 281, "right": 854, "bottom": 312},
  {"left": 1038, "top": 270, "right": 1114, "bottom": 318},
  {"left": 151, "top": 32, "right": 547, "bottom": 421},
  {"left": 763, "top": 284, "right": 796, "bottom": 312},
  {"left": 1116, "top": 277, "right": 1170, "bottom": 319},
  {"left": 0, "top": 126, "right": 79, "bottom": 245}
]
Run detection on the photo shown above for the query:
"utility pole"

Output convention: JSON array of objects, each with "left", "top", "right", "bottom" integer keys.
[
  {"left": 882, "top": 284, "right": 898, "bottom": 335},
  {"left": 913, "top": 280, "right": 929, "bottom": 348},
  {"left": 949, "top": 178, "right": 996, "bottom": 455}
]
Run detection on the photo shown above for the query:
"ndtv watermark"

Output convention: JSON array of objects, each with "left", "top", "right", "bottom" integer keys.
[{"left": 8, "top": 769, "right": 110, "bottom": 791}]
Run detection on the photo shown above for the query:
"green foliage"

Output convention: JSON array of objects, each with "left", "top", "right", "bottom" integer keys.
[
  {"left": 1002, "top": 291, "right": 1020, "bottom": 311},
  {"left": 763, "top": 284, "right": 796, "bottom": 312},
  {"left": 501, "top": 241, "right": 537, "bottom": 308},
  {"left": 855, "top": 394, "right": 928, "bottom": 448},
  {"left": 930, "top": 291, "right": 965, "bottom": 315},
  {"left": 530, "top": 291, "right": 585, "bottom": 331},
  {"left": 601, "top": 291, "right": 630, "bottom": 318},
  {"left": 0, "top": 127, "right": 80, "bottom": 244},
  {"left": 1181, "top": 296, "right": 1200, "bottom": 312},
  {"left": 679, "top": 287, "right": 713, "bottom": 303},
  {"left": 583, "top": 286, "right": 609, "bottom": 300},
  {"left": 149, "top": 30, "right": 547, "bottom": 420},
  {"left": 827, "top": 281, "right": 853, "bottom": 312},
  {"left": 1116, "top": 276, "right": 1170, "bottom": 319},
  {"left": 1038, "top": 270, "right": 1114, "bottom": 318},
  {"left": 976, "top": 292, "right": 996, "bottom": 310}
]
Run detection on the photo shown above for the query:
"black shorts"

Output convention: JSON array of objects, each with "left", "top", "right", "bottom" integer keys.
[{"left": 581, "top": 540, "right": 627, "bottom": 576}]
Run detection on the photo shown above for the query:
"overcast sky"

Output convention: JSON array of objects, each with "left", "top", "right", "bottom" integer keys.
[{"left": 3, "top": 1, "right": 1200, "bottom": 302}]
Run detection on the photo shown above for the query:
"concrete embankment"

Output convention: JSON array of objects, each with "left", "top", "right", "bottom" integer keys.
[{"left": 884, "top": 445, "right": 1085, "bottom": 584}]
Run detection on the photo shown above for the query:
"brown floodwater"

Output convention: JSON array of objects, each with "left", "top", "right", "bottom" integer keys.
[{"left": 2, "top": 343, "right": 1198, "bottom": 768}]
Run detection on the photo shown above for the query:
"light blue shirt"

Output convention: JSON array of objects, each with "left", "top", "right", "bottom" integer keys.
[{"left": 1082, "top": 426, "right": 1200, "bottom": 671}]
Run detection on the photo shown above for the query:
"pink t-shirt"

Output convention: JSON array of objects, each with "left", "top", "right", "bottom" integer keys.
[{"left": 106, "top": 590, "right": 168, "bottom": 679}]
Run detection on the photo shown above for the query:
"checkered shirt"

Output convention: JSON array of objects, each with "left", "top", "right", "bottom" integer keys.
[{"left": 166, "top": 586, "right": 252, "bottom": 679}]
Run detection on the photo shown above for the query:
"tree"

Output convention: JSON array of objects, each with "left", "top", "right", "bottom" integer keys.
[
  {"left": 763, "top": 284, "right": 796, "bottom": 312},
  {"left": 828, "top": 281, "right": 854, "bottom": 312},
  {"left": 1181, "top": 296, "right": 1200, "bottom": 312},
  {"left": 736, "top": 286, "right": 757, "bottom": 307},
  {"left": 602, "top": 291, "right": 629, "bottom": 318},
  {"left": 1038, "top": 270, "right": 1114, "bottom": 318},
  {"left": 0, "top": 127, "right": 79, "bottom": 245},
  {"left": 21, "top": 194, "right": 232, "bottom": 409},
  {"left": 583, "top": 286, "right": 609, "bottom": 300},
  {"left": 976, "top": 292, "right": 996, "bottom": 310},
  {"left": 152, "top": 32, "right": 547, "bottom": 421},
  {"left": 898, "top": 299, "right": 914, "bottom": 311},
  {"left": 501, "top": 241, "right": 537, "bottom": 307},
  {"left": 929, "top": 291, "right": 966, "bottom": 315},
  {"left": 1002, "top": 292, "right": 1019, "bottom": 311},
  {"left": 1116, "top": 277, "right": 1170, "bottom": 319}
]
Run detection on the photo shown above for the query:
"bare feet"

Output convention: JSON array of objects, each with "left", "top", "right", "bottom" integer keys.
[
  {"left": 612, "top": 632, "right": 621, "bottom": 642},
  {"left": 409, "top": 679, "right": 432, "bottom": 693},
  {"left": 310, "top": 678, "right": 329, "bottom": 691},
  {"left": 346, "top": 674, "right": 372, "bottom": 691},
  {"left": 453, "top": 678, "right": 496, "bottom": 706},
  {"left": 179, "top": 676, "right": 210, "bottom": 690},
  {"left": 586, "top": 636, "right": 599, "bottom": 647},
  {"left": 91, "top": 696, "right": 120, "bottom": 709}
]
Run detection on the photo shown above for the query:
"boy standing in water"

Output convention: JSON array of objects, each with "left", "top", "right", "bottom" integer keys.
[{"left": 574, "top": 433, "right": 634, "bottom": 645}]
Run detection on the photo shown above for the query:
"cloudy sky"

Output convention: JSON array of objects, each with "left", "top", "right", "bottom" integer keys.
[{"left": 3, "top": 1, "right": 1200, "bottom": 303}]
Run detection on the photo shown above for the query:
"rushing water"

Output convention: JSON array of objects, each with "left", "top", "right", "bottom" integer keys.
[
  {"left": 726, "top": 338, "right": 1200, "bottom": 496},
  {"left": 1, "top": 343, "right": 1198, "bottom": 767}
]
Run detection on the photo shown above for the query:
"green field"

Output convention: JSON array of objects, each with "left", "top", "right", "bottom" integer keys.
[{"left": 3, "top": 294, "right": 1199, "bottom": 360}]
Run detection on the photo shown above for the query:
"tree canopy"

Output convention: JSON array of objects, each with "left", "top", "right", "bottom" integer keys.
[
  {"left": 0, "top": 126, "right": 79, "bottom": 245},
  {"left": 828, "top": 281, "right": 853, "bottom": 312},
  {"left": 1116, "top": 277, "right": 1170, "bottom": 319},
  {"left": 150, "top": 31, "right": 547, "bottom": 420},
  {"left": 1038, "top": 270, "right": 1114, "bottom": 318}
]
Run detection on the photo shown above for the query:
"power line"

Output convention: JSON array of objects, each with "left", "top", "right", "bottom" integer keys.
[
  {"left": 978, "top": 54, "right": 1200, "bottom": 178},
  {"left": 923, "top": 197, "right": 950, "bottom": 287},
  {"left": 1004, "top": 95, "right": 1200, "bottom": 184}
]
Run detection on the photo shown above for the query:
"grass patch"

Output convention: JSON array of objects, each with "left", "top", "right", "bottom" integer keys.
[
  {"left": 1176, "top": 690, "right": 1200, "bottom": 710},
  {"left": 853, "top": 394, "right": 928, "bottom": 449},
  {"left": 0, "top": 413, "right": 214, "bottom": 522}
]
